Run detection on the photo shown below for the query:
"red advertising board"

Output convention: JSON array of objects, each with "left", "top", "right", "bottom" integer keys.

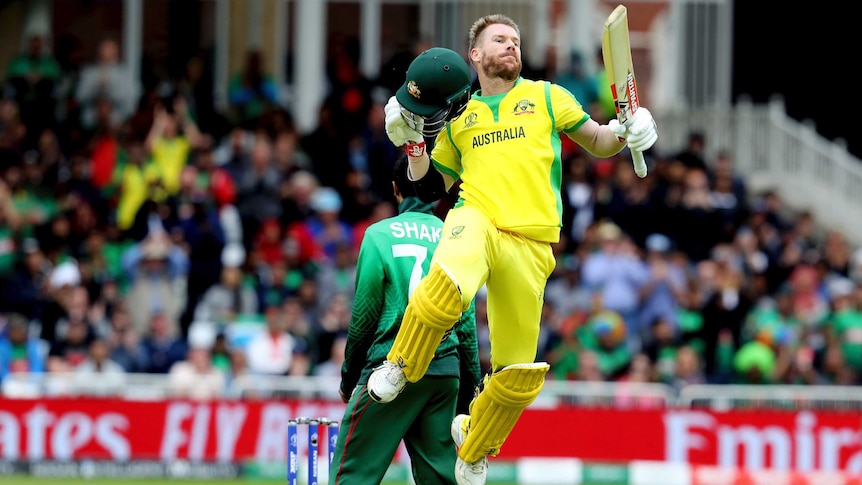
[
  {"left": 0, "top": 399, "right": 859, "bottom": 473},
  {"left": 0, "top": 398, "right": 346, "bottom": 462},
  {"left": 508, "top": 407, "right": 862, "bottom": 472}
]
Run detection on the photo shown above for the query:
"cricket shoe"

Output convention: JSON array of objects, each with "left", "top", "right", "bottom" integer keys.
[
  {"left": 451, "top": 414, "right": 488, "bottom": 485},
  {"left": 367, "top": 361, "right": 407, "bottom": 403}
]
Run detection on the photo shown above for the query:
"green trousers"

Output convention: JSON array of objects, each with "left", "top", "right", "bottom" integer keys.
[{"left": 329, "top": 376, "right": 459, "bottom": 485}]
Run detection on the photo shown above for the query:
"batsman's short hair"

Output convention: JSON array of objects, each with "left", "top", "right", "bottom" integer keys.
[{"left": 469, "top": 14, "right": 521, "bottom": 52}]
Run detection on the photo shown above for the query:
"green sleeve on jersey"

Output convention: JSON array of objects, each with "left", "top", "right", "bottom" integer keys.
[
  {"left": 446, "top": 123, "right": 463, "bottom": 159},
  {"left": 431, "top": 157, "right": 461, "bottom": 181},
  {"left": 341, "top": 236, "right": 385, "bottom": 394},
  {"left": 430, "top": 124, "right": 462, "bottom": 181},
  {"left": 562, "top": 116, "right": 590, "bottom": 134}
]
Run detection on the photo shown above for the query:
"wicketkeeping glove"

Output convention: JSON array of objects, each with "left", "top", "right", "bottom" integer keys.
[
  {"left": 384, "top": 96, "right": 423, "bottom": 147},
  {"left": 608, "top": 107, "right": 659, "bottom": 153}
]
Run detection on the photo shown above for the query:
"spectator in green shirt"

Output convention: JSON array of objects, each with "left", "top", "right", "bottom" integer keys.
[
  {"left": 733, "top": 325, "right": 790, "bottom": 384},
  {"left": 0, "top": 179, "right": 21, "bottom": 276},
  {"left": 545, "top": 311, "right": 588, "bottom": 381},
  {"left": 580, "top": 310, "right": 632, "bottom": 380},
  {"left": 827, "top": 297, "right": 862, "bottom": 377},
  {"left": 4, "top": 164, "right": 56, "bottom": 238},
  {"left": 227, "top": 50, "right": 278, "bottom": 127},
  {"left": 733, "top": 338, "right": 776, "bottom": 384}
]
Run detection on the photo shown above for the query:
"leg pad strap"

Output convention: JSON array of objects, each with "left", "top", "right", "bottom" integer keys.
[{"left": 387, "top": 263, "right": 462, "bottom": 382}]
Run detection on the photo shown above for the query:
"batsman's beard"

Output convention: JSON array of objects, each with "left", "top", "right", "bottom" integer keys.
[{"left": 482, "top": 54, "right": 520, "bottom": 82}]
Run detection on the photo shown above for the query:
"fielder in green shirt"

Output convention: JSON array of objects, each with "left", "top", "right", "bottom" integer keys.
[{"left": 330, "top": 156, "right": 480, "bottom": 485}]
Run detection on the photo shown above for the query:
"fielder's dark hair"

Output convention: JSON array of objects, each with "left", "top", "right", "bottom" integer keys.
[{"left": 392, "top": 152, "right": 448, "bottom": 203}]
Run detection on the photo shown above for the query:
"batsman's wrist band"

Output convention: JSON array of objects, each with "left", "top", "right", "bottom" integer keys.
[{"left": 404, "top": 141, "right": 426, "bottom": 158}]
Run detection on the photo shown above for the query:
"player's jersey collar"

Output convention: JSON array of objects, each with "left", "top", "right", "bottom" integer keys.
[
  {"left": 398, "top": 196, "right": 436, "bottom": 216},
  {"left": 474, "top": 77, "right": 524, "bottom": 99}
]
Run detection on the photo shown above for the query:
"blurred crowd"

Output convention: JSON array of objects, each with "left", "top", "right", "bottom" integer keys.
[{"left": 1, "top": 33, "right": 861, "bottom": 401}]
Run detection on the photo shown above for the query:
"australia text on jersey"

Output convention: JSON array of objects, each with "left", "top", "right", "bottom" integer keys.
[{"left": 472, "top": 126, "right": 526, "bottom": 148}]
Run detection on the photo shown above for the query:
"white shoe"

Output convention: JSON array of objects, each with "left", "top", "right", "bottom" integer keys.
[
  {"left": 451, "top": 414, "right": 488, "bottom": 485},
  {"left": 367, "top": 361, "right": 407, "bottom": 403}
]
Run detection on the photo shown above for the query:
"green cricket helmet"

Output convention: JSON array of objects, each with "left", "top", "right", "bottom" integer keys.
[{"left": 396, "top": 47, "right": 472, "bottom": 137}]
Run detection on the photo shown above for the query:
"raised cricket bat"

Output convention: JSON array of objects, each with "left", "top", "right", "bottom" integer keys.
[{"left": 602, "top": 4, "right": 648, "bottom": 178}]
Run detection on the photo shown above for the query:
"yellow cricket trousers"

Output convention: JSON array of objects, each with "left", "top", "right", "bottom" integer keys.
[{"left": 431, "top": 205, "right": 556, "bottom": 370}]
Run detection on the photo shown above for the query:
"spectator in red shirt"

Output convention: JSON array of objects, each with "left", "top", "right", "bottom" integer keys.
[{"left": 253, "top": 218, "right": 284, "bottom": 266}]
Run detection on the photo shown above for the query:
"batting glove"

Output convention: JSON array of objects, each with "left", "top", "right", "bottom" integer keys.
[
  {"left": 623, "top": 107, "right": 659, "bottom": 153},
  {"left": 607, "top": 108, "right": 658, "bottom": 153},
  {"left": 384, "top": 96, "right": 423, "bottom": 147},
  {"left": 608, "top": 118, "right": 628, "bottom": 140}
]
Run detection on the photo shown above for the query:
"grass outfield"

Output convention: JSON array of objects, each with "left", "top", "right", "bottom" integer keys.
[
  {"left": 0, "top": 480, "right": 286, "bottom": 485},
  {"left": 0, "top": 481, "right": 264, "bottom": 485},
  {"left": 0, "top": 478, "right": 479, "bottom": 484}
]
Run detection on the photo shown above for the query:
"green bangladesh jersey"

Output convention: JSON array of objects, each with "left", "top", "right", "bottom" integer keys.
[
  {"left": 831, "top": 309, "right": 862, "bottom": 372},
  {"left": 340, "top": 198, "right": 480, "bottom": 395}
]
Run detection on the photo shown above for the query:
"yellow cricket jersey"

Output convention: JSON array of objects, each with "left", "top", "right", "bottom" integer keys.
[
  {"left": 152, "top": 136, "right": 191, "bottom": 195},
  {"left": 430, "top": 77, "right": 590, "bottom": 243}
]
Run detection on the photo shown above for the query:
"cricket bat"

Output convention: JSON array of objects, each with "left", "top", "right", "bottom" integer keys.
[{"left": 602, "top": 4, "right": 648, "bottom": 178}]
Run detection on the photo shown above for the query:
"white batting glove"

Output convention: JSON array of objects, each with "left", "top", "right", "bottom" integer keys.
[
  {"left": 608, "top": 118, "right": 627, "bottom": 140},
  {"left": 607, "top": 108, "right": 658, "bottom": 153},
  {"left": 624, "top": 108, "right": 658, "bottom": 153},
  {"left": 384, "top": 96, "right": 423, "bottom": 147}
]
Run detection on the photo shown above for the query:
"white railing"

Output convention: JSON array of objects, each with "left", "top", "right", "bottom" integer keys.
[
  {"left": 655, "top": 97, "right": 862, "bottom": 246},
  {"left": 231, "top": 374, "right": 343, "bottom": 401},
  {"left": 677, "top": 384, "right": 862, "bottom": 412},
  {"left": 7, "top": 372, "right": 862, "bottom": 410},
  {"left": 1, "top": 372, "right": 675, "bottom": 407},
  {"left": 537, "top": 380, "right": 673, "bottom": 409},
  {"left": 0, "top": 372, "right": 345, "bottom": 401},
  {"left": 231, "top": 376, "right": 677, "bottom": 408},
  {"left": 1, "top": 372, "right": 175, "bottom": 400}
]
